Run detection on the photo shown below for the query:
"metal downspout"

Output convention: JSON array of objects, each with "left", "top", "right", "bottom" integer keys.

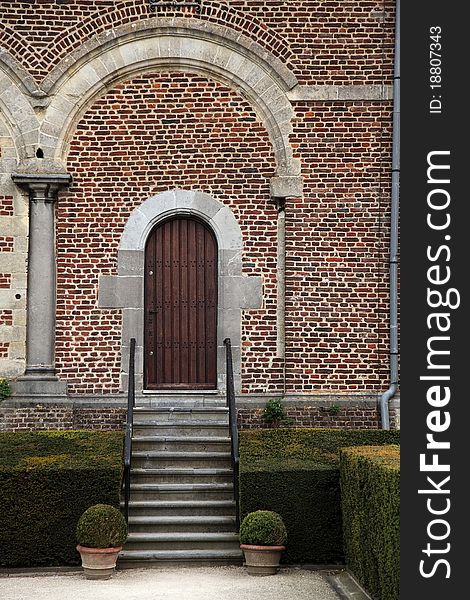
[{"left": 379, "top": 0, "right": 400, "bottom": 429}]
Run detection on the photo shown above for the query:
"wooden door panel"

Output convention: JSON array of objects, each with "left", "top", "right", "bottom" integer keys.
[{"left": 145, "top": 217, "right": 218, "bottom": 389}]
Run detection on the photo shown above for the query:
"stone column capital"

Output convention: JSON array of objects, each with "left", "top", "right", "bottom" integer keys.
[{"left": 11, "top": 172, "right": 72, "bottom": 202}]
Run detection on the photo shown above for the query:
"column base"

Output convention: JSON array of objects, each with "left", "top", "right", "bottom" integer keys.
[{"left": 12, "top": 372, "right": 68, "bottom": 400}]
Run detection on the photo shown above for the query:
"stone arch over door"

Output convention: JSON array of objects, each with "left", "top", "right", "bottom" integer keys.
[{"left": 98, "top": 189, "right": 262, "bottom": 395}]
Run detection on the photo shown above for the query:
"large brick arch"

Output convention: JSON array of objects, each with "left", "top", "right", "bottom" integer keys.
[
  {"left": 40, "top": 18, "right": 300, "bottom": 180},
  {"left": 0, "top": 2, "right": 293, "bottom": 83}
]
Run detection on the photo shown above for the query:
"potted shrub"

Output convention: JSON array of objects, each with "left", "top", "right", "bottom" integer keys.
[
  {"left": 239, "top": 510, "right": 287, "bottom": 576},
  {"left": 76, "top": 503, "right": 128, "bottom": 579}
]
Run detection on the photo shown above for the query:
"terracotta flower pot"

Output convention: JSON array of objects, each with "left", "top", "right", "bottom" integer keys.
[
  {"left": 240, "top": 544, "right": 286, "bottom": 576},
  {"left": 76, "top": 544, "right": 123, "bottom": 580}
]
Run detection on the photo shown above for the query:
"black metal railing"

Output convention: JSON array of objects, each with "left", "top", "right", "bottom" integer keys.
[
  {"left": 224, "top": 338, "right": 240, "bottom": 530},
  {"left": 123, "top": 338, "right": 136, "bottom": 524}
]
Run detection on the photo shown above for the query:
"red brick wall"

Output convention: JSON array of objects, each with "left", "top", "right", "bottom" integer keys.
[
  {"left": 1, "top": 2, "right": 396, "bottom": 406},
  {"left": 237, "top": 405, "right": 389, "bottom": 429},
  {"left": 57, "top": 72, "right": 278, "bottom": 394},
  {"left": 0, "top": 310, "right": 13, "bottom": 327},
  {"left": 0, "top": 274, "right": 12, "bottom": 289},
  {"left": 0, "top": 197, "right": 14, "bottom": 216},
  {"left": 55, "top": 70, "right": 392, "bottom": 396},
  {"left": 0, "top": 1, "right": 395, "bottom": 86},
  {"left": 0, "top": 236, "right": 14, "bottom": 252},
  {"left": 0, "top": 405, "right": 126, "bottom": 432},
  {"left": 286, "top": 102, "right": 392, "bottom": 393}
]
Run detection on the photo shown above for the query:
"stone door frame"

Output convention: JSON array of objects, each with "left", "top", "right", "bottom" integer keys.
[{"left": 98, "top": 189, "right": 263, "bottom": 396}]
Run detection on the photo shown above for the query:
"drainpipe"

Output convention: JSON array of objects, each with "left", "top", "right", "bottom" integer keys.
[{"left": 379, "top": 0, "right": 400, "bottom": 430}]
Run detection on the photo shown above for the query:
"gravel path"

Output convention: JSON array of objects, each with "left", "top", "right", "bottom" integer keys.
[{"left": 0, "top": 566, "right": 342, "bottom": 600}]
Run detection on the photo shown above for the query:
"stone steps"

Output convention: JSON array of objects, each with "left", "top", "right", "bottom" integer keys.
[
  {"left": 120, "top": 403, "right": 242, "bottom": 566},
  {"left": 123, "top": 499, "right": 237, "bottom": 517},
  {"left": 133, "top": 406, "right": 229, "bottom": 422},
  {"left": 118, "top": 548, "right": 243, "bottom": 567},
  {"left": 132, "top": 422, "right": 230, "bottom": 437},
  {"left": 132, "top": 436, "right": 231, "bottom": 453},
  {"left": 124, "top": 532, "right": 240, "bottom": 552},
  {"left": 129, "top": 482, "right": 234, "bottom": 502},
  {"left": 130, "top": 467, "right": 233, "bottom": 484},
  {"left": 131, "top": 451, "right": 232, "bottom": 469},
  {"left": 128, "top": 515, "right": 237, "bottom": 533}
]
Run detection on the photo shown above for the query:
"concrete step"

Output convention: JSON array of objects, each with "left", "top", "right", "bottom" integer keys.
[
  {"left": 124, "top": 532, "right": 240, "bottom": 552},
  {"left": 132, "top": 407, "right": 229, "bottom": 423},
  {"left": 128, "top": 515, "right": 236, "bottom": 533},
  {"left": 131, "top": 451, "right": 232, "bottom": 469},
  {"left": 132, "top": 422, "right": 230, "bottom": 437},
  {"left": 130, "top": 467, "right": 233, "bottom": 485},
  {"left": 118, "top": 548, "right": 243, "bottom": 566},
  {"left": 135, "top": 395, "right": 226, "bottom": 409},
  {"left": 129, "top": 482, "right": 234, "bottom": 502},
  {"left": 132, "top": 436, "right": 231, "bottom": 453},
  {"left": 123, "top": 500, "right": 236, "bottom": 517}
]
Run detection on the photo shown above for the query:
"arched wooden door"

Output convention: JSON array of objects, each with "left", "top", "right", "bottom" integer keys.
[{"left": 144, "top": 217, "right": 218, "bottom": 389}]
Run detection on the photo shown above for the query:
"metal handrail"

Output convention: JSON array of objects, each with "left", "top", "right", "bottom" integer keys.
[
  {"left": 223, "top": 338, "right": 240, "bottom": 530},
  {"left": 123, "top": 338, "right": 136, "bottom": 524}
]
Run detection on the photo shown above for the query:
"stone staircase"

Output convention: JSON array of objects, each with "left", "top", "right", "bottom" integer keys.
[{"left": 119, "top": 402, "right": 242, "bottom": 566}]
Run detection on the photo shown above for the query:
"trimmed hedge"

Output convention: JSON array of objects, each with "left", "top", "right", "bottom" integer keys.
[
  {"left": 340, "top": 445, "right": 400, "bottom": 600},
  {"left": 0, "top": 430, "right": 124, "bottom": 567},
  {"left": 239, "top": 428, "right": 399, "bottom": 564}
]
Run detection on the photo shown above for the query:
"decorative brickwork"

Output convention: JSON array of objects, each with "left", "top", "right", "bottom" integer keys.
[{"left": 0, "top": 1, "right": 394, "bottom": 86}]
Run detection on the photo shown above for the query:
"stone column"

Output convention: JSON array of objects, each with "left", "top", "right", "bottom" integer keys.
[
  {"left": 11, "top": 172, "right": 71, "bottom": 397},
  {"left": 270, "top": 176, "right": 303, "bottom": 395}
]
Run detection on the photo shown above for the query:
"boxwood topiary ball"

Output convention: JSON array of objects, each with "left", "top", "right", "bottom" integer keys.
[
  {"left": 239, "top": 510, "right": 287, "bottom": 546},
  {"left": 76, "top": 504, "right": 128, "bottom": 548}
]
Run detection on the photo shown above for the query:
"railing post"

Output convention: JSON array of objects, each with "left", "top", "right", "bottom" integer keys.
[{"left": 224, "top": 338, "right": 240, "bottom": 530}]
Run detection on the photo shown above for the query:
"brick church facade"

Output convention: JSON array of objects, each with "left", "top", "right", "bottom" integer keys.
[{"left": 0, "top": 1, "right": 399, "bottom": 430}]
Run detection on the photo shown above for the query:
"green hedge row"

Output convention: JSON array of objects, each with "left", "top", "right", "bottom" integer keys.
[
  {"left": 0, "top": 430, "right": 124, "bottom": 567},
  {"left": 239, "top": 428, "right": 399, "bottom": 564},
  {"left": 340, "top": 445, "right": 400, "bottom": 600}
]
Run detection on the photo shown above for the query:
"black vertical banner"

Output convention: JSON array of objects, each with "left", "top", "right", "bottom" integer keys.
[{"left": 401, "top": 1, "right": 467, "bottom": 597}]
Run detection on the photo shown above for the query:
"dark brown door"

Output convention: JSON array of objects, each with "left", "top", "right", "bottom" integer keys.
[{"left": 144, "top": 217, "right": 218, "bottom": 389}]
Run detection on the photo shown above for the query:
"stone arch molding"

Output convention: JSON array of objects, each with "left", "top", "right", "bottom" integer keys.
[
  {"left": 37, "top": 18, "right": 300, "bottom": 180},
  {"left": 0, "top": 56, "right": 38, "bottom": 160},
  {"left": 97, "top": 189, "right": 263, "bottom": 395}
]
